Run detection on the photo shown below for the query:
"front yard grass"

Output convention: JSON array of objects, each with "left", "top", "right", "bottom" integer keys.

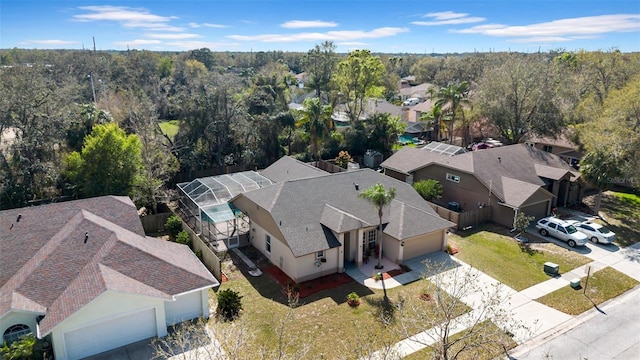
[
  {"left": 449, "top": 225, "right": 591, "bottom": 291},
  {"left": 209, "top": 251, "right": 469, "bottom": 359},
  {"left": 536, "top": 267, "right": 638, "bottom": 315},
  {"left": 588, "top": 190, "right": 640, "bottom": 247}
]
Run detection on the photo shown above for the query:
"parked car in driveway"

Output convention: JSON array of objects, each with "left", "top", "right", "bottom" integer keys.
[
  {"left": 536, "top": 216, "right": 588, "bottom": 247},
  {"left": 566, "top": 220, "right": 616, "bottom": 244}
]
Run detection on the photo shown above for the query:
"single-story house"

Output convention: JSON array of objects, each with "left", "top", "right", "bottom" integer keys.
[
  {"left": 0, "top": 196, "right": 219, "bottom": 360},
  {"left": 398, "top": 83, "right": 433, "bottom": 102},
  {"left": 381, "top": 144, "right": 584, "bottom": 228},
  {"left": 231, "top": 160, "right": 454, "bottom": 283}
]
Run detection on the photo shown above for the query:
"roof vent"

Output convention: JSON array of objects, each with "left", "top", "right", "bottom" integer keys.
[
  {"left": 84, "top": 232, "right": 89, "bottom": 244},
  {"left": 498, "top": 157, "right": 501, "bottom": 163},
  {"left": 354, "top": 183, "right": 359, "bottom": 190},
  {"left": 16, "top": 214, "right": 21, "bottom": 222}
]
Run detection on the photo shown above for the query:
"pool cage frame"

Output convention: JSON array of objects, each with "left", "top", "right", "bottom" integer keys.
[{"left": 177, "top": 171, "right": 274, "bottom": 249}]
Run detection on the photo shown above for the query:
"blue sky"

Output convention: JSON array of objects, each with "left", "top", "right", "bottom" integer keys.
[{"left": 1, "top": 0, "right": 639, "bottom": 53}]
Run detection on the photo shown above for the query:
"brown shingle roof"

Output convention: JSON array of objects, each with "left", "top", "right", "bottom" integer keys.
[
  {"left": 0, "top": 196, "right": 218, "bottom": 335},
  {"left": 380, "top": 147, "right": 449, "bottom": 174}
]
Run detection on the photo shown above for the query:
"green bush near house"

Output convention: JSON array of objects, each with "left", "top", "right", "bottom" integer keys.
[
  {"left": 164, "top": 215, "right": 182, "bottom": 240},
  {"left": 216, "top": 288, "right": 243, "bottom": 321},
  {"left": 176, "top": 230, "right": 191, "bottom": 247},
  {"left": 0, "top": 335, "right": 36, "bottom": 360}
]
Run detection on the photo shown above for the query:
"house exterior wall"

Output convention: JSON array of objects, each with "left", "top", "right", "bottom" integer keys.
[
  {"left": 493, "top": 204, "right": 516, "bottom": 228},
  {"left": 50, "top": 291, "right": 167, "bottom": 360},
  {"left": 384, "top": 168, "right": 406, "bottom": 182},
  {"left": 233, "top": 196, "right": 285, "bottom": 241},
  {"left": 415, "top": 165, "right": 493, "bottom": 211},
  {"left": 164, "top": 289, "right": 209, "bottom": 326},
  {"left": 294, "top": 247, "right": 340, "bottom": 283},
  {"left": 0, "top": 311, "right": 40, "bottom": 342}
]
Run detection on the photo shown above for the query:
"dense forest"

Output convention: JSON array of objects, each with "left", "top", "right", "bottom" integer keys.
[{"left": 0, "top": 44, "right": 638, "bottom": 211}]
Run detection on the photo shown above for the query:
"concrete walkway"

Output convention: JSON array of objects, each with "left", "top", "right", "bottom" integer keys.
[{"left": 351, "top": 241, "right": 640, "bottom": 359}]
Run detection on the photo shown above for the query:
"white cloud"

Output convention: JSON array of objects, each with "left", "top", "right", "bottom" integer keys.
[
  {"left": 189, "top": 22, "right": 228, "bottom": 28},
  {"left": 413, "top": 11, "right": 485, "bottom": 26},
  {"left": 228, "top": 27, "right": 408, "bottom": 42},
  {"left": 73, "top": 6, "right": 182, "bottom": 31},
  {"left": 145, "top": 33, "right": 201, "bottom": 39},
  {"left": 455, "top": 14, "right": 640, "bottom": 39},
  {"left": 336, "top": 41, "right": 367, "bottom": 46},
  {"left": 281, "top": 20, "right": 338, "bottom": 29},
  {"left": 23, "top": 39, "right": 77, "bottom": 45},
  {"left": 113, "top": 39, "right": 162, "bottom": 46}
]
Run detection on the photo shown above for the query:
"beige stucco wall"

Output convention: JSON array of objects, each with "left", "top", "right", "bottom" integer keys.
[
  {"left": 49, "top": 291, "right": 167, "bottom": 360},
  {"left": 232, "top": 196, "right": 285, "bottom": 240},
  {"left": 401, "top": 230, "right": 447, "bottom": 261},
  {"left": 0, "top": 310, "right": 41, "bottom": 342}
]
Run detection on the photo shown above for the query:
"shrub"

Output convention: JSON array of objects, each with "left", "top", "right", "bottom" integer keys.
[
  {"left": 413, "top": 179, "right": 444, "bottom": 202},
  {"left": 346, "top": 292, "right": 361, "bottom": 307},
  {"left": 175, "top": 230, "right": 191, "bottom": 247},
  {"left": 216, "top": 288, "right": 243, "bottom": 321},
  {"left": 373, "top": 272, "right": 383, "bottom": 281},
  {"left": 165, "top": 215, "right": 183, "bottom": 240},
  {"left": 334, "top": 150, "right": 354, "bottom": 169},
  {"left": 0, "top": 335, "right": 36, "bottom": 360}
]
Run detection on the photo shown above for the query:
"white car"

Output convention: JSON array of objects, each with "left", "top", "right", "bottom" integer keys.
[
  {"left": 567, "top": 220, "right": 616, "bottom": 244},
  {"left": 536, "top": 217, "right": 588, "bottom": 247}
]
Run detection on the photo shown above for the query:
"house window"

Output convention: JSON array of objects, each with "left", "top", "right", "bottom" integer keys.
[
  {"left": 446, "top": 173, "right": 460, "bottom": 183},
  {"left": 265, "top": 234, "right": 271, "bottom": 253},
  {"left": 316, "top": 250, "right": 325, "bottom": 258},
  {"left": 362, "top": 229, "right": 376, "bottom": 250},
  {"left": 3, "top": 324, "right": 31, "bottom": 344},
  {"left": 543, "top": 145, "right": 553, "bottom": 153}
]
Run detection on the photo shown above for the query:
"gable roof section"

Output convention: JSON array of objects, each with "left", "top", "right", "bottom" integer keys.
[
  {"left": 501, "top": 177, "right": 551, "bottom": 208},
  {"left": 260, "top": 156, "right": 328, "bottom": 183},
  {"left": 0, "top": 196, "right": 218, "bottom": 335},
  {"left": 380, "top": 147, "right": 449, "bottom": 174},
  {"left": 437, "top": 144, "right": 579, "bottom": 207},
  {"left": 235, "top": 169, "right": 453, "bottom": 257},
  {"left": 384, "top": 200, "right": 452, "bottom": 240}
]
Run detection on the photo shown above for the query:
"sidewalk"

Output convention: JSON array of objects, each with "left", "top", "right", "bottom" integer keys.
[{"left": 358, "top": 241, "right": 640, "bottom": 359}]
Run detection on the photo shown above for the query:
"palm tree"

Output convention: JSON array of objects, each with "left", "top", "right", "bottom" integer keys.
[
  {"left": 358, "top": 183, "right": 396, "bottom": 269},
  {"left": 435, "top": 81, "right": 469, "bottom": 144},
  {"left": 420, "top": 102, "right": 444, "bottom": 142},
  {"left": 295, "top": 97, "right": 333, "bottom": 160}
]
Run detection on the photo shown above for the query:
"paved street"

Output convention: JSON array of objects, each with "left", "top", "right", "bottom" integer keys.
[{"left": 510, "top": 286, "right": 640, "bottom": 360}]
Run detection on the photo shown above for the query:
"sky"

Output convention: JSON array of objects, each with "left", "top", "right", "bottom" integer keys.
[{"left": 1, "top": 0, "right": 639, "bottom": 53}]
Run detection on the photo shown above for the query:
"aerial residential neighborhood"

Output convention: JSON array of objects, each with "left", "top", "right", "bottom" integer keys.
[{"left": 1, "top": 1, "right": 639, "bottom": 359}]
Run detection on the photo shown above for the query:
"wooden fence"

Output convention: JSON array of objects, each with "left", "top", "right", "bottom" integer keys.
[
  {"left": 139, "top": 212, "right": 222, "bottom": 282},
  {"left": 428, "top": 202, "right": 492, "bottom": 230}
]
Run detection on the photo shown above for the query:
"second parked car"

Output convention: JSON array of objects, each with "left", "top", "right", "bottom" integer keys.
[
  {"left": 567, "top": 220, "right": 616, "bottom": 244},
  {"left": 536, "top": 217, "right": 588, "bottom": 247}
]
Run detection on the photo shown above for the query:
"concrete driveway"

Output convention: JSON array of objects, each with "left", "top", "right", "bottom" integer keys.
[{"left": 85, "top": 339, "right": 156, "bottom": 360}]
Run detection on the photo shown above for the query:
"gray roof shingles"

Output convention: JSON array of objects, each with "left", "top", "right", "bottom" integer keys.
[
  {"left": 236, "top": 169, "right": 453, "bottom": 257},
  {"left": 0, "top": 196, "right": 218, "bottom": 335},
  {"left": 260, "top": 156, "right": 328, "bottom": 183}
]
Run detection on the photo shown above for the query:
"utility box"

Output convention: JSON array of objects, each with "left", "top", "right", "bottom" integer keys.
[
  {"left": 363, "top": 149, "right": 383, "bottom": 169},
  {"left": 448, "top": 201, "right": 461, "bottom": 212},
  {"left": 570, "top": 278, "right": 581, "bottom": 289},
  {"left": 544, "top": 262, "right": 559, "bottom": 275}
]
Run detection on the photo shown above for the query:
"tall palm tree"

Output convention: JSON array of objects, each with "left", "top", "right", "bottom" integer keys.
[
  {"left": 358, "top": 183, "right": 396, "bottom": 269},
  {"left": 295, "top": 97, "right": 333, "bottom": 160},
  {"left": 435, "top": 81, "right": 469, "bottom": 144}
]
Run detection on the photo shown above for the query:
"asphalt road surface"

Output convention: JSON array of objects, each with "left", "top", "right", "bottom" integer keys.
[{"left": 510, "top": 286, "right": 640, "bottom": 359}]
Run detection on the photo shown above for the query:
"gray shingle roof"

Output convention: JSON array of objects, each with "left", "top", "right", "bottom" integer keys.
[
  {"left": 380, "top": 147, "right": 449, "bottom": 174},
  {"left": 437, "top": 144, "right": 579, "bottom": 207},
  {"left": 0, "top": 196, "right": 218, "bottom": 335},
  {"left": 260, "top": 156, "right": 328, "bottom": 183},
  {"left": 235, "top": 169, "right": 453, "bottom": 257}
]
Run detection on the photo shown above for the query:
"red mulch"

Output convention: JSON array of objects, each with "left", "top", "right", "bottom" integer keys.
[
  {"left": 378, "top": 267, "right": 407, "bottom": 280},
  {"left": 221, "top": 273, "right": 229, "bottom": 283},
  {"left": 264, "top": 265, "right": 354, "bottom": 298}
]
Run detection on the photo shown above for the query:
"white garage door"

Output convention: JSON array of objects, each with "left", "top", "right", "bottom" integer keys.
[
  {"left": 165, "top": 291, "right": 203, "bottom": 325},
  {"left": 64, "top": 308, "right": 157, "bottom": 360}
]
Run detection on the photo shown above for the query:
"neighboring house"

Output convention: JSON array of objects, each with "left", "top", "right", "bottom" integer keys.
[
  {"left": 398, "top": 83, "right": 433, "bottom": 102},
  {"left": 525, "top": 132, "right": 582, "bottom": 168},
  {"left": 381, "top": 144, "right": 584, "bottom": 228},
  {"left": 0, "top": 196, "right": 219, "bottom": 360},
  {"left": 231, "top": 160, "right": 454, "bottom": 283}
]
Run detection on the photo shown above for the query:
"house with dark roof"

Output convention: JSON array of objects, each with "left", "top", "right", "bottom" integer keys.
[
  {"left": 231, "top": 164, "right": 454, "bottom": 283},
  {"left": 381, "top": 144, "right": 585, "bottom": 228},
  {"left": 0, "top": 196, "right": 219, "bottom": 360},
  {"left": 525, "top": 132, "right": 582, "bottom": 168}
]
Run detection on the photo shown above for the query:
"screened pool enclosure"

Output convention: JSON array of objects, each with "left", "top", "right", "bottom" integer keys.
[{"left": 177, "top": 171, "right": 274, "bottom": 249}]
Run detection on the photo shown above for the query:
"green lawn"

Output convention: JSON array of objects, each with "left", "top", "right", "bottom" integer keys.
[
  {"left": 449, "top": 225, "right": 591, "bottom": 291},
  {"left": 210, "top": 251, "right": 469, "bottom": 359},
  {"left": 594, "top": 190, "right": 640, "bottom": 247},
  {"left": 158, "top": 120, "right": 180, "bottom": 141},
  {"left": 537, "top": 267, "right": 638, "bottom": 315}
]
